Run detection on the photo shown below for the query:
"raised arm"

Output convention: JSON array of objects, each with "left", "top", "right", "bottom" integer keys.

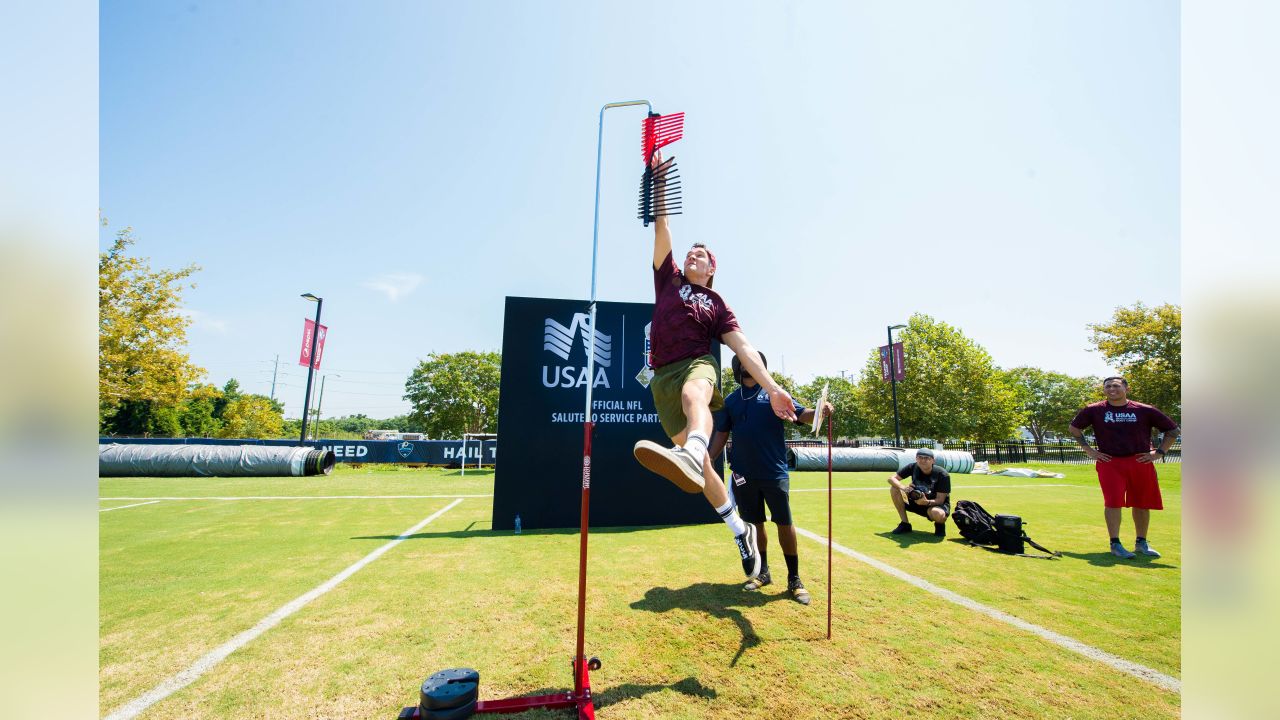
[
  {"left": 651, "top": 150, "right": 673, "bottom": 269},
  {"left": 721, "top": 331, "right": 797, "bottom": 422}
]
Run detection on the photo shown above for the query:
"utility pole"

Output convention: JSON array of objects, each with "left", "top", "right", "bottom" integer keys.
[
  {"left": 314, "top": 374, "right": 339, "bottom": 441},
  {"left": 269, "top": 354, "right": 280, "bottom": 401}
]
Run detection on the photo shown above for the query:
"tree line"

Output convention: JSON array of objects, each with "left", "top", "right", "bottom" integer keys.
[{"left": 100, "top": 223, "right": 1179, "bottom": 441}]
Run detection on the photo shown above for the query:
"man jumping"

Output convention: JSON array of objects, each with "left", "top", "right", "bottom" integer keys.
[{"left": 633, "top": 149, "right": 797, "bottom": 581}]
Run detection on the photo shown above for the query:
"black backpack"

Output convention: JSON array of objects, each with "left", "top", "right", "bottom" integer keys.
[
  {"left": 952, "top": 500, "right": 999, "bottom": 545},
  {"left": 953, "top": 500, "right": 1059, "bottom": 558}
]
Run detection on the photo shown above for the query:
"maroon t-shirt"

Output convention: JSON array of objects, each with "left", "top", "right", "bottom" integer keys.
[
  {"left": 1070, "top": 400, "right": 1178, "bottom": 457},
  {"left": 650, "top": 251, "right": 740, "bottom": 368}
]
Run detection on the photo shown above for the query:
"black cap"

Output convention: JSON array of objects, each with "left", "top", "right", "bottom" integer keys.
[{"left": 731, "top": 351, "right": 767, "bottom": 384}]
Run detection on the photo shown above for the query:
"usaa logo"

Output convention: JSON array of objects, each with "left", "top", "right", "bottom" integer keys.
[
  {"left": 542, "top": 313, "right": 612, "bottom": 389},
  {"left": 397, "top": 441, "right": 415, "bottom": 459}
]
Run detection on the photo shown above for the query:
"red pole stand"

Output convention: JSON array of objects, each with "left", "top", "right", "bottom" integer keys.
[
  {"left": 827, "top": 418, "right": 833, "bottom": 640},
  {"left": 410, "top": 422, "right": 600, "bottom": 718},
  {"left": 574, "top": 421, "right": 593, "bottom": 694}
]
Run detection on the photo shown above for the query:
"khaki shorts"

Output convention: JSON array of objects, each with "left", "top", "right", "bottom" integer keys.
[{"left": 650, "top": 354, "right": 723, "bottom": 438}]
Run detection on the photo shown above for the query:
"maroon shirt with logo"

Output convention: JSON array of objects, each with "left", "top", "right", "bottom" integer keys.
[
  {"left": 650, "top": 251, "right": 740, "bottom": 368},
  {"left": 1070, "top": 400, "right": 1178, "bottom": 457}
]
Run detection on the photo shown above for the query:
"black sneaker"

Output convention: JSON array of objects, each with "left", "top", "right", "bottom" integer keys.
[
  {"left": 891, "top": 522, "right": 912, "bottom": 535},
  {"left": 934, "top": 522, "right": 946, "bottom": 537},
  {"left": 788, "top": 577, "right": 811, "bottom": 606},
  {"left": 734, "top": 524, "right": 761, "bottom": 579},
  {"left": 743, "top": 569, "right": 772, "bottom": 591}
]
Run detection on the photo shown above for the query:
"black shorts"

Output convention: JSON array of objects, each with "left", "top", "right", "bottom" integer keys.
[
  {"left": 905, "top": 499, "right": 950, "bottom": 521},
  {"left": 731, "top": 473, "right": 792, "bottom": 525}
]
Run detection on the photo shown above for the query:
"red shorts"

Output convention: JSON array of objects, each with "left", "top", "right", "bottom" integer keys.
[{"left": 1095, "top": 456, "right": 1163, "bottom": 510}]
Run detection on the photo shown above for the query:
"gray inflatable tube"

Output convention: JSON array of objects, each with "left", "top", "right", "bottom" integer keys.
[
  {"left": 99, "top": 443, "right": 336, "bottom": 477},
  {"left": 787, "top": 447, "right": 975, "bottom": 474}
]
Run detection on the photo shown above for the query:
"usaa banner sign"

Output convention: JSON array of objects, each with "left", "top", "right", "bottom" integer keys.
[{"left": 493, "top": 296, "right": 722, "bottom": 530}]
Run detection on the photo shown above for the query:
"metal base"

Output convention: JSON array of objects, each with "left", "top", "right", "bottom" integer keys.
[{"left": 399, "top": 657, "right": 598, "bottom": 719}]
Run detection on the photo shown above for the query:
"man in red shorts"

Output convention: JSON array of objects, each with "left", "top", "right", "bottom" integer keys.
[{"left": 1068, "top": 376, "right": 1180, "bottom": 559}]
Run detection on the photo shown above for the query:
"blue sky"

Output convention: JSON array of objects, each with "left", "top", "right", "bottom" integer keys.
[{"left": 100, "top": 0, "right": 1179, "bottom": 419}]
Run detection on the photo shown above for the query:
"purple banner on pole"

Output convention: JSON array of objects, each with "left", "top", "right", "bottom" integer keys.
[{"left": 879, "top": 343, "right": 905, "bottom": 382}]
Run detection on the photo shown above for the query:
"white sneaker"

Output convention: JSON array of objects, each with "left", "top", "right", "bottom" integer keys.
[
  {"left": 1134, "top": 539, "right": 1161, "bottom": 558},
  {"left": 633, "top": 440, "right": 705, "bottom": 493},
  {"left": 1110, "top": 541, "right": 1136, "bottom": 559}
]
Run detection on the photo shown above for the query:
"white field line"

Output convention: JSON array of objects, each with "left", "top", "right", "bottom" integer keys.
[
  {"left": 791, "top": 484, "right": 1083, "bottom": 493},
  {"left": 795, "top": 526, "right": 1180, "bottom": 693},
  {"left": 99, "top": 500, "right": 161, "bottom": 512},
  {"left": 102, "top": 498, "right": 464, "bottom": 720},
  {"left": 97, "top": 494, "right": 494, "bottom": 500}
]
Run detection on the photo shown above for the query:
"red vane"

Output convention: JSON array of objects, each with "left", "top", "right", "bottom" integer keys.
[{"left": 642, "top": 112, "right": 685, "bottom": 160}]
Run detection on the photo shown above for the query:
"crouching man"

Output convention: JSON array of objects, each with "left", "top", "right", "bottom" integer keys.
[{"left": 887, "top": 448, "right": 951, "bottom": 537}]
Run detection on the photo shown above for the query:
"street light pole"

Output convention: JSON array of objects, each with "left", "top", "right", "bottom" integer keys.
[
  {"left": 299, "top": 293, "right": 323, "bottom": 445},
  {"left": 313, "top": 374, "right": 339, "bottom": 440},
  {"left": 888, "top": 323, "right": 906, "bottom": 447}
]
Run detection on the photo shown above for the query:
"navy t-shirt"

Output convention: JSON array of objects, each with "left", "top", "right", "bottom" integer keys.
[{"left": 714, "top": 385, "right": 806, "bottom": 482}]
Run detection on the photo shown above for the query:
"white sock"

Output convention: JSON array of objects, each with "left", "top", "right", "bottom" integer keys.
[
  {"left": 684, "top": 432, "right": 709, "bottom": 466},
  {"left": 716, "top": 499, "right": 746, "bottom": 536}
]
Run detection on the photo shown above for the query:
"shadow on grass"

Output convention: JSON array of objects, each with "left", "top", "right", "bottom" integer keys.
[
  {"left": 597, "top": 676, "right": 717, "bottom": 707},
  {"left": 469, "top": 678, "right": 714, "bottom": 716},
  {"left": 875, "top": 529, "right": 947, "bottom": 548},
  {"left": 629, "top": 582, "right": 790, "bottom": 668},
  {"left": 1059, "top": 551, "right": 1178, "bottom": 569}
]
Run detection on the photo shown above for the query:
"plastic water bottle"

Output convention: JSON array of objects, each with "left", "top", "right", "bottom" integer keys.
[{"left": 514, "top": 514, "right": 522, "bottom": 535}]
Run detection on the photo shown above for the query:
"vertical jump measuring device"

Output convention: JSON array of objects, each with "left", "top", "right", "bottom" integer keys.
[
  {"left": 399, "top": 101, "right": 685, "bottom": 720},
  {"left": 811, "top": 383, "right": 833, "bottom": 640}
]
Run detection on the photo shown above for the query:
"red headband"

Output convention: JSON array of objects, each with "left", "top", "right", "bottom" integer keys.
[{"left": 692, "top": 246, "right": 715, "bottom": 270}]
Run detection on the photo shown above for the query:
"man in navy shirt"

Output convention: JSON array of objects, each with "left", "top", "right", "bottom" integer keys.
[{"left": 709, "top": 353, "right": 832, "bottom": 604}]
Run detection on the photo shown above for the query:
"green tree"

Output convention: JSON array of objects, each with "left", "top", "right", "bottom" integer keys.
[
  {"left": 104, "top": 399, "right": 183, "bottom": 437},
  {"left": 796, "top": 375, "right": 869, "bottom": 439},
  {"left": 212, "top": 378, "right": 242, "bottom": 419},
  {"left": 1004, "top": 368, "right": 1101, "bottom": 443},
  {"left": 404, "top": 351, "right": 502, "bottom": 437},
  {"left": 217, "top": 395, "right": 285, "bottom": 439},
  {"left": 99, "top": 225, "right": 203, "bottom": 430},
  {"left": 858, "top": 314, "right": 1024, "bottom": 442},
  {"left": 179, "top": 384, "right": 223, "bottom": 437},
  {"left": 1088, "top": 302, "right": 1181, "bottom": 423},
  {"left": 720, "top": 366, "right": 739, "bottom": 397}
]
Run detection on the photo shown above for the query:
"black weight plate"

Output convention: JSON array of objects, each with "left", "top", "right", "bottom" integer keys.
[
  {"left": 419, "top": 668, "right": 481, "bottom": 710},
  {"left": 421, "top": 698, "right": 477, "bottom": 720},
  {"left": 420, "top": 681, "right": 478, "bottom": 710},
  {"left": 423, "top": 668, "right": 480, "bottom": 687}
]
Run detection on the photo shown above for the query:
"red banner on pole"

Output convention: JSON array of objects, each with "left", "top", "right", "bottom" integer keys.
[
  {"left": 299, "top": 319, "right": 329, "bottom": 369},
  {"left": 879, "top": 342, "right": 905, "bottom": 382}
]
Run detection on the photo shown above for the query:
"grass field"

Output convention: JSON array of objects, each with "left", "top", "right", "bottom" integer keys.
[{"left": 100, "top": 463, "right": 1181, "bottom": 719}]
